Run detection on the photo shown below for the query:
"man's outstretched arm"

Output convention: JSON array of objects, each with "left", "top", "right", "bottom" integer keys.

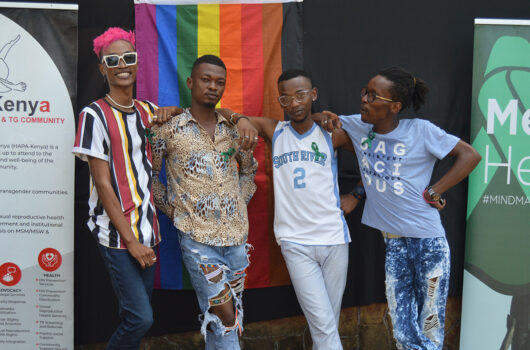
[
  {"left": 217, "top": 108, "right": 278, "bottom": 144},
  {"left": 321, "top": 111, "right": 355, "bottom": 152}
]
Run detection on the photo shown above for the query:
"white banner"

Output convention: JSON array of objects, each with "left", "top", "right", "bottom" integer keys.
[{"left": 0, "top": 3, "right": 77, "bottom": 350}]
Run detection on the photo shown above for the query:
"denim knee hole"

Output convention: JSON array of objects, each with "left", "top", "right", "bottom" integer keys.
[
  {"left": 427, "top": 275, "right": 441, "bottom": 309},
  {"left": 201, "top": 263, "right": 225, "bottom": 284}
]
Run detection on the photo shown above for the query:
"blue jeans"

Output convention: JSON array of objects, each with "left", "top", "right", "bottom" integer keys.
[
  {"left": 384, "top": 236, "right": 450, "bottom": 350},
  {"left": 179, "top": 232, "right": 249, "bottom": 350},
  {"left": 280, "top": 241, "right": 349, "bottom": 350},
  {"left": 98, "top": 244, "right": 156, "bottom": 350}
]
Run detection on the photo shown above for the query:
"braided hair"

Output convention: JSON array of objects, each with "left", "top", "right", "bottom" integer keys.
[{"left": 377, "top": 66, "right": 428, "bottom": 113}]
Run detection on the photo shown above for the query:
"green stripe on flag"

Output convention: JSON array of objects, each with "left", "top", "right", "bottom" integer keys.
[{"left": 176, "top": 5, "right": 197, "bottom": 108}]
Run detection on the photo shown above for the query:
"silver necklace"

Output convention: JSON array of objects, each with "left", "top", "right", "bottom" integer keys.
[{"left": 106, "top": 94, "right": 135, "bottom": 109}]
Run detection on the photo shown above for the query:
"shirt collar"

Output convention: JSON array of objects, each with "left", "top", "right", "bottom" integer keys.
[{"left": 177, "top": 108, "right": 230, "bottom": 127}]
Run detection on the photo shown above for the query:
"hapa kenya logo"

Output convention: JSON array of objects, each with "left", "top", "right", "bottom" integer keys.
[
  {"left": 0, "top": 34, "right": 27, "bottom": 93},
  {"left": 38, "top": 248, "right": 62, "bottom": 272}
]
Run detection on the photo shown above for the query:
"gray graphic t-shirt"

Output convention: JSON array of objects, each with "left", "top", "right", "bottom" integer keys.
[{"left": 340, "top": 114, "right": 459, "bottom": 238}]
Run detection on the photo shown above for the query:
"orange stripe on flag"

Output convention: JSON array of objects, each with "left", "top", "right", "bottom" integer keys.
[{"left": 220, "top": 4, "right": 243, "bottom": 112}]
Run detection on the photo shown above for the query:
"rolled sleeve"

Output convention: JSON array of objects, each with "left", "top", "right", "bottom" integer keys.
[
  {"left": 72, "top": 108, "right": 109, "bottom": 162},
  {"left": 150, "top": 124, "right": 173, "bottom": 217},
  {"left": 237, "top": 149, "right": 258, "bottom": 204}
]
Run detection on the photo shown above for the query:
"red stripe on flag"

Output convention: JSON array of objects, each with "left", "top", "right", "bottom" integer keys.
[
  {"left": 262, "top": 3, "right": 291, "bottom": 287},
  {"left": 241, "top": 4, "right": 264, "bottom": 116},
  {"left": 241, "top": 4, "right": 270, "bottom": 288},
  {"left": 246, "top": 140, "right": 271, "bottom": 288}
]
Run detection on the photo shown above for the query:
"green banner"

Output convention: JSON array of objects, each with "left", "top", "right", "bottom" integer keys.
[
  {"left": 465, "top": 19, "right": 530, "bottom": 295},
  {"left": 461, "top": 18, "right": 530, "bottom": 350}
]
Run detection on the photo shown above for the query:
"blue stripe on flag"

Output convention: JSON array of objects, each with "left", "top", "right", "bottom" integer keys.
[
  {"left": 156, "top": 5, "right": 184, "bottom": 289},
  {"left": 158, "top": 209, "right": 183, "bottom": 289},
  {"left": 157, "top": 5, "right": 180, "bottom": 106}
]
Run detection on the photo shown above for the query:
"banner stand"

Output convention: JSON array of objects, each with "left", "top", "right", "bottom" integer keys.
[
  {"left": 0, "top": 3, "right": 77, "bottom": 349},
  {"left": 460, "top": 18, "right": 530, "bottom": 350}
]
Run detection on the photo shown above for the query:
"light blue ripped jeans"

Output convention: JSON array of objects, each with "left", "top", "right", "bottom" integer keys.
[
  {"left": 384, "top": 236, "right": 450, "bottom": 350},
  {"left": 179, "top": 231, "right": 249, "bottom": 350}
]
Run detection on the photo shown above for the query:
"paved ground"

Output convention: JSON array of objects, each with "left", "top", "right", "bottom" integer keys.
[{"left": 75, "top": 297, "right": 462, "bottom": 349}]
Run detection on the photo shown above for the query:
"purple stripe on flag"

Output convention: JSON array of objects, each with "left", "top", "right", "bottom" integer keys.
[{"left": 135, "top": 4, "right": 159, "bottom": 104}]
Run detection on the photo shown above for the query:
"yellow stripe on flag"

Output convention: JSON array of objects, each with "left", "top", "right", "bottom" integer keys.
[
  {"left": 197, "top": 4, "right": 220, "bottom": 57},
  {"left": 198, "top": 4, "right": 221, "bottom": 108}
]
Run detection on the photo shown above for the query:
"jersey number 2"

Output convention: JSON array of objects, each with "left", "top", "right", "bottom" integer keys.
[{"left": 293, "top": 168, "right": 306, "bottom": 189}]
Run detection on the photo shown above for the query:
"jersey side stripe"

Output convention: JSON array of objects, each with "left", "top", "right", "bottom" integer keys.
[
  {"left": 322, "top": 127, "right": 350, "bottom": 243},
  {"left": 271, "top": 125, "right": 285, "bottom": 152}
]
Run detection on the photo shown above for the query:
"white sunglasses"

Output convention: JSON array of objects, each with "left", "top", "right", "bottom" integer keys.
[{"left": 101, "top": 52, "right": 138, "bottom": 68}]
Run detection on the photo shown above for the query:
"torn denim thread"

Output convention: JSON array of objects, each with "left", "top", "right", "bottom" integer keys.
[
  {"left": 179, "top": 232, "right": 250, "bottom": 350},
  {"left": 384, "top": 236, "right": 450, "bottom": 350},
  {"left": 192, "top": 254, "right": 245, "bottom": 339}
]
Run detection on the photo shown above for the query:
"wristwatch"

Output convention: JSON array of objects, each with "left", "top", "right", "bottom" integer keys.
[
  {"left": 350, "top": 185, "right": 366, "bottom": 201},
  {"left": 426, "top": 186, "right": 443, "bottom": 204}
]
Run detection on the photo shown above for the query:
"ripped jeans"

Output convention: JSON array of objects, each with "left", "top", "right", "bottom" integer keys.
[
  {"left": 179, "top": 231, "right": 249, "bottom": 350},
  {"left": 384, "top": 236, "right": 450, "bottom": 350}
]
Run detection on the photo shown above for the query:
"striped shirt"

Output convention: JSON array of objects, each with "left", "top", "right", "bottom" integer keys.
[{"left": 72, "top": 99, "right": 160, "bottom": 249}]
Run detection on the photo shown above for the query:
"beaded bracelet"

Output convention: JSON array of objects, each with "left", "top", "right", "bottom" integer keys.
[
  {"left": 236, "top": 115, "right": 249, "bottom": 124},
  {"left": 229, "top": 112, "right": 249, "bottom": 125}
]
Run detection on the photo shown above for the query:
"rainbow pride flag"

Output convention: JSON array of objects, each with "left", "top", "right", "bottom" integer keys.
[{"left": 134, "top": 0, "right": 303, "bottom": 289}]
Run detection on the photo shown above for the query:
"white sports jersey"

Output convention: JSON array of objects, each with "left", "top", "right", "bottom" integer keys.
[{"left": 271, "top": 121, "right": 350, "bottom": 245}]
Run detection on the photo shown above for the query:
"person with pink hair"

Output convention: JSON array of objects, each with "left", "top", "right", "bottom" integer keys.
[
  {"left": 73, "top": 27, "right": 179, "bottom": 350},
  {"left": 92, "top": 27, "right": 136, "bottom": 58}
]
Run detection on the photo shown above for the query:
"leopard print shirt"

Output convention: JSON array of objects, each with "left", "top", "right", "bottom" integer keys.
[{"left": 151, "top": 109, "right": 257, "bottom": 246}]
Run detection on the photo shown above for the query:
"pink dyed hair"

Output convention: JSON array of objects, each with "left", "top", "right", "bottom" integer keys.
[{"left": 93, "top": 27, "right": 136, "bottom": 58}]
